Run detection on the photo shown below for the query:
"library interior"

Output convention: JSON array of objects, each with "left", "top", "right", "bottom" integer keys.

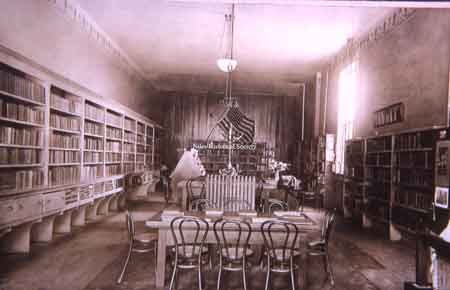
[{"left": 0, "top": 1, "right": 450, "bottom": 290}]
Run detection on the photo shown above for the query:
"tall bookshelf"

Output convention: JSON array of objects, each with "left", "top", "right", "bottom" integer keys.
[
  {"left": 343, "top": 127, "right": 443, "bottom": 240},
  {"left": 0, "top": 61, "right": 162, "bottom": 198}
]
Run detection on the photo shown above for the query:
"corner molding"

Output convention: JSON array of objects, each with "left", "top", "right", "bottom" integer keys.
[
  {"left": 47, "top": 0, "right": 146, "bottom": 80},
  {"left": 330, "top": 8, "right": 417, "bottom": 68}
]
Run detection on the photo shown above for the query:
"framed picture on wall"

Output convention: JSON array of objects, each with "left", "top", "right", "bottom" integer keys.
[
  {"left": 435, "top": 186, "right": 449, "bottom": 209},
  {"left": 373, "top": 102, "right": 405, "bottom": 128}
]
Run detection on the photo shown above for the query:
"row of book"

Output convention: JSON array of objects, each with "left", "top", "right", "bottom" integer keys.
[
  {"left": 146, "top": 145, "right": 153, "bottom": 153},
  {"left": 395, "top": 132, "right": 435, "bottom": 150},
  {"left": 0, "top": 169, "right": 44, "bottom": 193},
  {"left": 106, "top": 111, "right": 122, "bottom": 127},
  {"left": 0, "top": 148, "right": 40, "bottom": 164},
  {"left": 83, "top": 165, "right": 103, "bottom": 180},
  {"left": 137, "top": 135, "right": 145, "bottom": 144},
  {"left": 367, "top": 137, "right": 392, "bottom": 152},
  {"left": 124, "top": 118, "right": 135, "bottom": 132},
  {"left": 124, "top": 163, "right": 134, "bottom": 174},
  {"left": 124, "top": 153, "right": 134, "bottom": 162},
  {"left": 1, "top": 99, "right": 45, "bottom": 125},
  {"left": 50, "top": 113, "right": 80, "bottom": 131},
  {"left": 49, "top": 150, "right": 80, "bottom": 164},
  {"left": 106, "top": 152, "right": 121, "bottom": 162},
  {"left": 136, "top": 163, "right": 145, "bottom": 171},
  {"left": 394, "top": 190, "right": 432, "bottom": 210},
  {"left": 85, "top": 120, "right": 103, "bottom": 136},
  {"left": 84, "top": 151, "right": 103, "bottom": 163},
  {"left": 49, "top": 166, "right": 80, "bottom": 186},
  {"left": 105, "top": 164, "right": 121, "bottom": 176},
  {"left": 393, "top": 168, "right": 433, "bottom": 187},
  {"left": 50, "top": 133, "right": 80, "bottom": 149},
  {"left": 106, "top": 127, "right": 122, "bottom": 139},
  {"left": 0, "top": 126, "right": 42, "bottom": 146},
  {"left": 51, "top": 93, "right": 82, "bottom": 115},
  {"left": 137, "top": 144, "right": 145, "bottom": 153},
  {"left": 124, "top": 131, "right": 135, "bottom": 143},
  {"left": 136, "top": 154, "right": 145, "bottom": 162},
  {"left": 0, "top": 68, "right": 46, "bottom": 104},
  {"left": 85, "top": 137, "right": 103, "bottom": 151},
  {"left": 124, "top": 143, "right": 135, "bottom": 153},
  {"left": 137, "top": 123, "right": 145, "bottom": 135},
  {"left": 106, "top": 141, "right": 121, "bottom": 152},
  {"left": 104, "top": 178, "right": 123, "bottom": 192},
  {"left": 85, "top": 103, "right": 104, "bottom": 122}
]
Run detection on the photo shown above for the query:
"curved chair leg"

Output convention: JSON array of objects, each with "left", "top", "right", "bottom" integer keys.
[
  {"left": 242, "top": 257, "right": 248, "bottom": 290},
  {"left": 169, "top": 260, "right": 177, "bottom": 290},
  {"left": 325, "top": 253, "right": 335, "bottom": 286},
  {"left": 198, "top": 257, "right": 203, "bottom": 290},
  {"left": 217, "top": 256, "right": 223, "bottom": 290},
  {"left": 265, "top": 257, "right": 271, "bottom": 290},
  {"left": 290, "top": 258, "right": 296, "bottom": 290},
  {"left": 117, "top": 242, "right": 133, "bottom": 284}
]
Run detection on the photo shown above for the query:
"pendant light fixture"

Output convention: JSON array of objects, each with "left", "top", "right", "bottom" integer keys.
[{"left": 217, "top": 4, "right": 237, "bottom": 73}]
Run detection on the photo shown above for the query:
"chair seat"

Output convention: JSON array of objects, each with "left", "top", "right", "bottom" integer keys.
[
  {"left": 268, "top": 249, "right": 302, "bottom": 260},
  {"left": 221, "top": 247, "right": 254, "bottom": 260},
  {"left": 172, "top": 245, "right": 209, "bottom": 258},
  {"left": 307, "top": 240, "right": 325, "bottom": 249},
  {"left": 134, "top": 232, "right": 158, "bottom": 244}
]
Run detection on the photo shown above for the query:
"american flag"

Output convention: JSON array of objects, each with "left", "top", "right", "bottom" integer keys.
[{"left": 218, "top": 106, "right": 255, "bottom": 144}]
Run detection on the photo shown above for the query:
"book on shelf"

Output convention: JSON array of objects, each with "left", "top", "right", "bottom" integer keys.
[
  {"left": 124, "top": 163, "right": 134, "bottom": 173},
  {"left": 106, "top": 111, "right": 122, "bottom": 128},
  {"left": 106, "top": 140, "right": 121, "bottom": 152},
  {"left": 124, "top": 153, "right": 135, "bottom": 162},
  {"left": 83, "top": 165, "right": 103, "bottom": 180},
  {"left": 84, "top": 137, "right": 104, "bottom": 151},
  {"left": 49, "top": 150, "right": 80, "bottom": 164},
  {"left": 51, "top": 93, "right": 82, "bottom": 115},
  {"left": 136, "top": 144, "right": 145, "bottom": 153},
  {"left": 50, "top": 113, "right": 80, "bottom": 131},
  {"left": 0, "top": 147, "right": 40, "bottom": 164},
  {"left": 85, "top": 102, "right": 105, "bottom": 123},
  {"left": 105, "top": 164, "right": 121, "bottom": 176},
  {"left": 85, "top": 120, "right": 103, "bottom": 136},
  {"left": 0, "top": 67, "right": 45, "bottom": 104},
  {"left": 0, "top": 125, "right": 42, "bottom": 146},
  {"left": 124, "top": 131, "right": 135, "bottom": 143},
  {"left": 1, "top": 99, "right": 44, "bottom": 124},
  {"left": 137, "top": 123, "right": 145, "bottom": 135},
  {"left": 106, "top": 152, "right": 121, "bottom": 162},
  {"left": 137, "top": 134, "right": 145, "bottom": 144},
  {"left": 0, "top": 168, "right": 44, "bottom": 193},
  {"left": 124, "top": 143, "right": 135, "bottom": 153},
  {"left": 50, "top": 132, "right": 79, "bottom": 149},
  {"left": 106, "top": 126, "right": 122, "bottom": 139},
  {"left": 124, "top": 118, "right": 135, "bottom": 132},
  {"left": 84, "top": 151, "right": 103, "bottom": 163},
  {"left": 49, "top": 166, "right": 80, "bottom": 186},
  {"left": 136, "top": 154, "right": 145, "bottom": 162}
]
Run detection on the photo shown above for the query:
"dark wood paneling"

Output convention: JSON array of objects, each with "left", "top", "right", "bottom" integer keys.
[{"left": 162, "top": 90, "right": 312, "bottom": 169}]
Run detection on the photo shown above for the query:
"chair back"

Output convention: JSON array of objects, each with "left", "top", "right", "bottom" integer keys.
[
  {"left": 186, "top": 176, "right": 206, "bottom": 199},
  {"left": 170, "top": 216, "right": 209, "bottom": 259},
  {"left": 125, "top": 210, "right": 135, "bottom": 241},
  {"left": 268, "top": 199, "right": 288, "bottom": 214},
  {"left": 213, "top": 218, "right": 252, "bottom": 262},
  {"left": 190, "top": 198, "right": 216, "bottom": 211},
  {"left": 206, "top": 174, "right": 256, "bottom": 211},
  {"left": 261, "top": 220, "right": 300, "bottom": 263}
]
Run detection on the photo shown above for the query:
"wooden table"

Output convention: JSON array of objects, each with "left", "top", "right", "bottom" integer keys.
[{"left": 145, "top": 210, "right": 321, "bottom": 288}]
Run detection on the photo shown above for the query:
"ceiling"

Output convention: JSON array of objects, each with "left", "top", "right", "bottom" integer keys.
[{"left": 76, "top": 0, "right": 394, "bottom": 89}]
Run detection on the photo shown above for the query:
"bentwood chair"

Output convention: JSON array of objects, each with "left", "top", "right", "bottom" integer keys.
[
  {"left": 190, "top": 198, "right": 216, "bottom": 211},
  {"left": 214, "top": 218, "right": 253, "bottom": 290},
  {"left": 117, "top": 210, "right": 157, "bottom": 284},
  {"left": 169, "top": 216, "right": 209, "bottom": 290},
  {"left": 261, "top": 220, "right": 302, "bottom": 290},
  {"left": 186, "top": 176, "right": 206, "bottom": 209},
  {"left": 268, "top": 199, "right": 289, "bottom": 214},
  {"left": 307, "top": 209, "right": 337, "bottom": 286}
]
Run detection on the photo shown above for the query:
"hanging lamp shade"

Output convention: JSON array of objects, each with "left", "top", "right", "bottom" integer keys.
[{"left": 217, "top": 58, "right": 237, "bottom": 72}]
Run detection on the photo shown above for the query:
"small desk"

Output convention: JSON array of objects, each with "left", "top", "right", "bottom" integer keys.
[{"left": 145, "top": 211, "right": 321, "bottom": 288}]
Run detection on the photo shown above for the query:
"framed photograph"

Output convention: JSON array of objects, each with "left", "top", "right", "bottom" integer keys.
[{"left": 435, "top": 186, "right": 449, "bottom": 209}]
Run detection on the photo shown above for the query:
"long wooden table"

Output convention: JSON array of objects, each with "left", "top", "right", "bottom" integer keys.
[{"left": 145, "top": 210, "right": 321, "bottom": 288}]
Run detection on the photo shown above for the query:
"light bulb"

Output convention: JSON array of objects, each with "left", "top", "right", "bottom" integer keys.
[{"left": 217, "top": 58, "right": 237, "bottom": 72}]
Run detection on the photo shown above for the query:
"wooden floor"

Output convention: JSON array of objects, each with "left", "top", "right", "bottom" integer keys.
[{"left": 0, "top": 200, "right": 415, "bottom": 290}]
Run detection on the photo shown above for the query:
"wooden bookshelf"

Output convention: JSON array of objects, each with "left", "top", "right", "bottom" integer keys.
[
  {"left": 343, "top": 127, "right": 443, "bottom": 240},
  {"left": 0, "top": 61, "right": 162, "bottom": 198}
]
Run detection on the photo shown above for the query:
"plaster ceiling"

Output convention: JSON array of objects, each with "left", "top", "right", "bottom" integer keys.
[{"left": 76, "top": 0, "right": 394, "bottom": 87}]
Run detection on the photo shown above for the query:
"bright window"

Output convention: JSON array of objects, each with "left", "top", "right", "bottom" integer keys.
[{"left": 335, "top": 61, "right": 358, "bottom": 174}]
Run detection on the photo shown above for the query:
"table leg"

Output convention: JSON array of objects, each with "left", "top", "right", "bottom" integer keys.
[{"left": 156, "top": 229, "right": 168, "bottom": 288}]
